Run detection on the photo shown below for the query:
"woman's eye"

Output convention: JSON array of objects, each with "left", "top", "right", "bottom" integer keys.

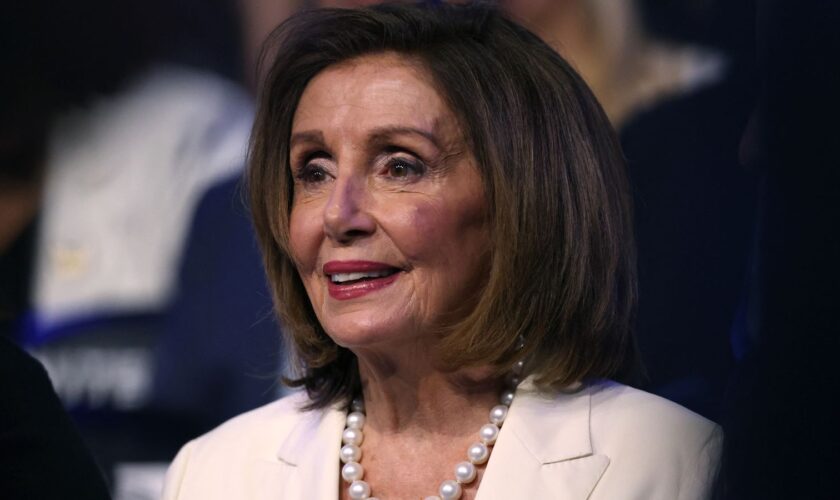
[
  {"left": 296, "top": 164, "right": 330, "bottom": 184},
  {"left": 386, "top": 158, "right": 424, "bottom": 179}
]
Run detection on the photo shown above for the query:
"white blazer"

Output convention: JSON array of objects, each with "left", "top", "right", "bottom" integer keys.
[{"left": 162, "top": 380, "right": 721, "bottom": 499}]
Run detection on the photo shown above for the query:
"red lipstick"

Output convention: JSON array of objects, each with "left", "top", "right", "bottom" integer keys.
[{"left": 324, "top": 260, "right": 401, "bottom": 300}]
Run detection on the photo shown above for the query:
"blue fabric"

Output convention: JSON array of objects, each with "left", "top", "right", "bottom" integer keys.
[{"left": 151, "top": 175, "right": 282, "bottom": 429}]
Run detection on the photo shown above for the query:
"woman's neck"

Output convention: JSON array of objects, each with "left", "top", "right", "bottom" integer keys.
[{"left": 354, "top": 345, "right": 502, "bottom": 435}]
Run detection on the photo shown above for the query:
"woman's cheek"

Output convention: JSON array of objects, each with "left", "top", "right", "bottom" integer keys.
[
  {"left": 383, "top": 198, "right": 446, "bottom": 260},
  {"left": 289, "top": 205, "right": 319, "bottom": 269}
]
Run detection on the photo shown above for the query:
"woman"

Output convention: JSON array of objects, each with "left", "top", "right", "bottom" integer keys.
[{"left": 163, "top": 3, "right": 721, "bottom": 499}]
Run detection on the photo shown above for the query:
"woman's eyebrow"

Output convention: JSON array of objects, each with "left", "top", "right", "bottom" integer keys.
[
  {"left": 367, "top": 125, "right": 441, "bottom": 149},
  {"left": 289, "top": 130, "right": 325, "bottom": 148}
]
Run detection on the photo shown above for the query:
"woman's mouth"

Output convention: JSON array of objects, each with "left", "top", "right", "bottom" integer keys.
[
  {"left": 324, "top": 261, "right": 402, "bottom": 300},
  {"left": 330, "top": 269, "right": 398, "bottom": 284}
]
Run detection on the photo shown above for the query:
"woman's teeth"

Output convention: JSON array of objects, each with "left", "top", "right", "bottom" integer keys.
[{"left": 330, "top": 270, "right": 395, "bottom": 284}]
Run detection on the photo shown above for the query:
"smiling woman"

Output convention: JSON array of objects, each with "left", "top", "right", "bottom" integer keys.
[
  {"left": 162, "top": 3, "right": 722, "bottom": 500},
  {"left": 288, "top": 53, "right": 490, "bottom": 353}
]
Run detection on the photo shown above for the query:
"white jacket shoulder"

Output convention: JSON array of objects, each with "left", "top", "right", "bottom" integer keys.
[
  {"left": 587, "top": 381, "right": 722, "bottom": 500},
  {"left": 162, "top": 391, "right": 310, "bottom": 500}
]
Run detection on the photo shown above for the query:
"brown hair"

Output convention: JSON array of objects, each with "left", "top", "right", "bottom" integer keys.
[{"left": 248, "top": 1, "right": 638, "bottom": 409}]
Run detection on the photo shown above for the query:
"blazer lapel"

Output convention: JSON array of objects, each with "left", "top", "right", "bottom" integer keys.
[
  {"left": 274, "top": 403, "right": 346, "bottom": 500},
  {"left": 477, "top": 382, "right": 609, "bottom": 500}
]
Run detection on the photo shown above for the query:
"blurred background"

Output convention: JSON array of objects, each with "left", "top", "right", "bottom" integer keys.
[{"left": 1, "top": 1, "right": 837, "bottom": 499}]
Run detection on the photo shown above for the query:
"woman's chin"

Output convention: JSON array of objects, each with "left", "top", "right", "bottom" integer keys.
[{"left": 323, "top": 319, "right": 421, "bottom": 352}]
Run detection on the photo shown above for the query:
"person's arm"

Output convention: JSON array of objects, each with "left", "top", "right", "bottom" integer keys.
[{"left": 0, "top": 336, "right": 112, "bottom": 499}]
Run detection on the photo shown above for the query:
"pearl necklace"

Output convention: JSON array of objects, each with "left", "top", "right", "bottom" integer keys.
[{"left": 339, "top": 361, "right": 524, "bottom": 500}]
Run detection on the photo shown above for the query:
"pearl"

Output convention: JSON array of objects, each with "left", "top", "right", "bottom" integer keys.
[
  {"left": 454, "top": 462, "right": 476, "bottom": 483},
  {"left": 346, "top": 411, "right": 366, "bottom": 430},
  {"left": 340, "top": 444, "right": 362, "bottom": 463},
  {"left": 467, "top": 442, "right": 489, "bottom": 464},
  {"left": 343, "top": 428, "right": 364, "bottom": 446},
  {"left": 505, "top": 372, "right": 522, "bottom": 387},
  {"left": 351, "top": 398, "right": 365, "bottom": 412},
  {"left": 512, "top": 359, "right": 525, "bottom": 374},
  {"left": 439, "top": 479, "right": 462, "bottom": 500},
  {"left": 348, "top": 480, "right": 371, "bottom": 499},
  {"left": 489, "top": 405, "right": 508, "bottom": 426},
  {"left": 342, "top": 462, "right": 365, "bottom": 482},
  {"left": 479, "top": 423, "right": 499, "bottom": 445},
  {"left": 499, "top": 389, "right": 515, "bottom": 406}
]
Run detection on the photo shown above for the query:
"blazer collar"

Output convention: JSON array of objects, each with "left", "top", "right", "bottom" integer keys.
[
  {"left": 476, "top": 380, "right": 610, "bottom": 499},
  {"left": 271, "top": 382, "right": 609, "bottom": 500},
  {"left": 275, "top": 399, "right": 345, "bottom": 466},
  {"left": 274, "top": 399, "right": 346, "bottom": 500},
  {"left": 504, "top": 379, "right": 593, "bottom": 463},
  {"left": 271, "top": 380, "right": 593, "bottom": 466}
]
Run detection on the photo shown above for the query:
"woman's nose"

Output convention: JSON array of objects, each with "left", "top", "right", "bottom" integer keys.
[{"left": 323, "top": 175, "right": 376, "bottom": 243}]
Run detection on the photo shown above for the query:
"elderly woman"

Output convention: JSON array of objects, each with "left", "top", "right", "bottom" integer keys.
[{"left": 162, "top": 3, "right": 721, "bottom": 499}]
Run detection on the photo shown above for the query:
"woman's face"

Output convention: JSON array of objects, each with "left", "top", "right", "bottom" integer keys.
[{"left": 288, "top": 53, "right": 489, "bottom": 351}]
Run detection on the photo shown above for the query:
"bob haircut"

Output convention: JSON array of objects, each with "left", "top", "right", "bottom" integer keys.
[{"left": 248, "top": 1, "right": 638, "bottom": 409}]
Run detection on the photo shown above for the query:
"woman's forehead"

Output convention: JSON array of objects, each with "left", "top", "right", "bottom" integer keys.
[{"left": 291, "top": 53, "right": 463, "bottom": 148}]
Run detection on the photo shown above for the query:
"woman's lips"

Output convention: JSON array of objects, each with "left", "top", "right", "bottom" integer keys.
[
  {"left": 323, "top": 260, "right": 401, "bottom": 300},
  {"left": 327, "top": 272, "right": 400, "bottom": 300}
]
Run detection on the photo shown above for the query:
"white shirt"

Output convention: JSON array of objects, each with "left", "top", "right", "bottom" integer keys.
[{"left": 33, "top": 65, "right": 253, "bottom": 332}]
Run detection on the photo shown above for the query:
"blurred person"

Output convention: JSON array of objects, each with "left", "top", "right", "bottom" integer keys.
[
  {"left": 504, "top": 0, "right": 759, "bottom": 419},
  {"left": 501, "top": 0, "right": 725, "bottom": 128},
  {"left": 164, "top": 3, "right": 721, "bottom": 499},
  {"left": 237, "top": 0, "right": 387, "bottom": 93},
  {"left": 30, "top": 60, "right": 259, "bottom": 497},
  {"left": 1, "top": 0, "right": 145, "bottom": 338},
  {"left": 616, "top": 2, "right": 758, "bottom": 420},
  {"left": 718, "top": 1, "right": 840, "bottom": 498},
  {"left": 2, "top": 1, "right": 282, "bottom": 498},
  {"left": 0, "top": 335, "right": 111, "bottom": 499},
  {"left": 26, "top": 0, "right": 248, "bottom": 340},
  {"left": 149, "top": 177, "right": 282, "bottom": 444},
  {"left": 238, "top": 0, "right": 302, "bottom": 92},
  {"left": 1, "top": 3, "right": 138, "bottom": 495}
]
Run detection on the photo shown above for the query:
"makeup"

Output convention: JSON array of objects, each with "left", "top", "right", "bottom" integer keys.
[{"left": 324, "top": 260, "right": 401, "bottom": 300}]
